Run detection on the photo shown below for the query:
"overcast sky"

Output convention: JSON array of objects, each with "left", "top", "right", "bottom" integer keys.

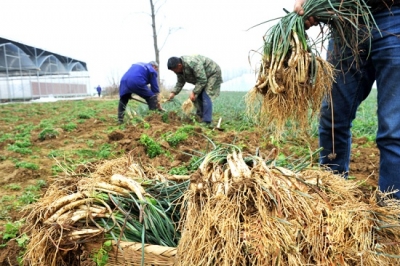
[{"left": 1, "top": 0, "right": 301, "bottom": 89}]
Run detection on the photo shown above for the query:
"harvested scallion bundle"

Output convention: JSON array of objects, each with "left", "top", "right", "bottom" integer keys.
[
  {"left": 176, "top": 147, "right": 400, "bottom": 265},
  {"left": 246, "top": 0, "right": 377, "bottom": 135},
  {"left": 22, "top": 154, "right": 188, "bottom": 266}
]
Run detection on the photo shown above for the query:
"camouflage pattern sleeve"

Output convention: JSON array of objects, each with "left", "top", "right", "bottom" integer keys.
[{"left": 188, "top": 57, "right": 208, "bottom": 96}]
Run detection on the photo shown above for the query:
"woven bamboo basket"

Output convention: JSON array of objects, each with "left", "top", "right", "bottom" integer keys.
[{"left": 86, "top": 241, "right": 177, "bottom": 266}]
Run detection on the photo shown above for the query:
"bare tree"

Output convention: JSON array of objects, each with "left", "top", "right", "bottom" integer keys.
[
  {"left": 105, "top": 72, "right": 121, "bottom": 97},
  {"left": 149, "top": 0, "right": 160, "bottom": 67},
  {"left": 148, "top": 0, "right": 181, "bottom": 84}
]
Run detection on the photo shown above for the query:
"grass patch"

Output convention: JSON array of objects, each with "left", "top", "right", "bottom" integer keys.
[
  {"left": 38, "top": 128, "right": 59, "bottom": 141},
  {"left": 7, "top": 144, "right": 33, "bottom": 155},
  {"left": 62, "top": 122, "right": 77, "bottom": 132},
  {"left": 15, "top": 161, "right": 39, "bottom": 170},
  {"left": 4, "top": 184, "right": 22, "bottom": 191},
  {"left": 0, "top": 220, "right": 23, "bottom": 242},
  {"left": 77, "top": 109, "right": 97, "bottom": 119},
  {"left": 140, "top": 134, "right": 163, "bottom": 158},
  {"left": 168, "top": 166, "right": 189, "bottom": 175},
  {"left": 0, "top": 133, "right": 13, "bottom": 143},
  {"left": 164, "top": 125, "right": 196, "bottom": 147}
]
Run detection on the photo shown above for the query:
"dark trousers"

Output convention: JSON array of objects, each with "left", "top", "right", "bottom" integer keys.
[
  {"left": 319, "top": 7, "right": 400, "bottom": 198},
  {"left": 194, "top": 90, "right": 212, "bottom": 123},
  {"left": 118, "top": 94, "right": 158, "bottom": 123}
]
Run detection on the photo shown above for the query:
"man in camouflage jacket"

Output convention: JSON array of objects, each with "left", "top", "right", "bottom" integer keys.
[{"left": 167, "top": 55, "right": 223, "bottom": 124}]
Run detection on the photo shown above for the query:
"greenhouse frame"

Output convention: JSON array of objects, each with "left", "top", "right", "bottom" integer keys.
[{"left": 0, "top": 37, "right": 90, "bottom": 102}]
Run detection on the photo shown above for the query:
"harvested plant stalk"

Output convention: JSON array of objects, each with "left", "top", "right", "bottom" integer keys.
[
  {"left": 22, "top": 147, "right": 400, "bottom": 265},
  {"left": 22, "top": 156, "right": 186, "bottom": 266},
  {"left": 176, "top": 148, "right": 400, "bottom": 265},
  {"left": 247, "top": 0, "right": 377, "bottom": 135}
]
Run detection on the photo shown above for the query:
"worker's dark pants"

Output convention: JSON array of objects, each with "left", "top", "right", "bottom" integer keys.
[
  {"left": 146, "top": 95, "right": 158, "bottom": 110},
  {"left": 118, "top": 94, "right": 158, "bottom": 123},
  {"left": 319, "top": 6, "right": 400, "bottom": 199},
  {"left": 194, "top": 90, "right": 212, "bottom": 123}
]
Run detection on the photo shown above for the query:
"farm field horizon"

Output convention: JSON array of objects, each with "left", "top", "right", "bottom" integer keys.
[{"left": 0, "top": 90, "right": 380, "bottom": 264}]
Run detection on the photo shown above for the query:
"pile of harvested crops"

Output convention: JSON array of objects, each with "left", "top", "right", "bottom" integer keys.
[
  {"left": 246, "top": 0, "right": 377, "bottom": 135},
  {"left": 22, "top": 147, "right": 400, "bottom": 265},
  {"left": 176, "top": 148, "right": 400, "bottom": 265},
  {"left": 22, "top": 154, "right": 188, "bottom": 266}
]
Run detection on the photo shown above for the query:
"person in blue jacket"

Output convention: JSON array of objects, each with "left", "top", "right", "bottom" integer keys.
[{"left": 118, "top": 61, "right": 161, "bottom": 124}]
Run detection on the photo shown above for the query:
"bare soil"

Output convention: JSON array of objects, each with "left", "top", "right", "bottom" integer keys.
[{"left": 0, "top": 98, "right": 379, "bottom": 265}]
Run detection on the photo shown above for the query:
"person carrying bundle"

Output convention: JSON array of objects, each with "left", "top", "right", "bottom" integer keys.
[{"left": 293, "top": 0, "right": 400, "bottom": 200}]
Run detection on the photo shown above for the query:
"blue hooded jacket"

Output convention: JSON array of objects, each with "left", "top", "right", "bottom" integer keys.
[{"left": 119, "top": 62, "right": 159, "bottom": 98}]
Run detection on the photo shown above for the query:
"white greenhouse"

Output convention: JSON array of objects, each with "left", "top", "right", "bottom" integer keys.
[{"left": 0, "top": 37, "right": 90, "bottom": 102}]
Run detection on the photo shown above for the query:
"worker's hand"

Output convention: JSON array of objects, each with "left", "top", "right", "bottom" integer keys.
[
  {"left": 189, "top": 91, "right": 196, "bottom": 102},
  {"left": 293, "top": 0, "right": 319, "bottom": 30},
  {"left": 157, "top": 102, "right": 164, "bottom": 112},
  {"left": 294, "top": 0, "right": 306, "bottom": 15},
  {"left": 304, "top": 16, "right": 319, "bottom": 29},
  {"left": 168, "top": 92, "right": 175, "bottom": 101}
]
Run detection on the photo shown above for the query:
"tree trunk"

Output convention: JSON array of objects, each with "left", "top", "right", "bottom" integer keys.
[{"left": 149, "top": 0, "right": 160, "bottom": 85}]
